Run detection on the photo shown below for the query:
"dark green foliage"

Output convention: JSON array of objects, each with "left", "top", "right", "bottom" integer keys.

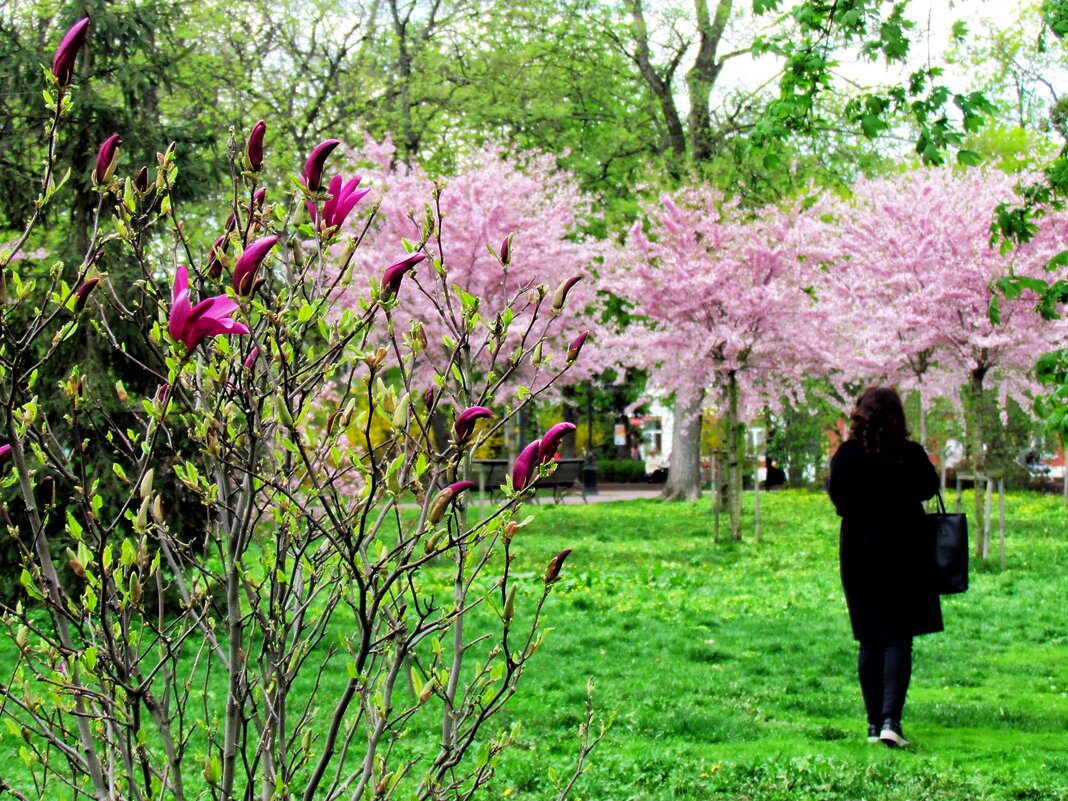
[{"left": 594, "top": 459, "right": 647, "bottom": 483}]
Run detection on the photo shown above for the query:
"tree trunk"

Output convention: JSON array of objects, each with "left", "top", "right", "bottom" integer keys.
[
  {"left": 686, "top": 0, "right": 731, "bottom": 164},
  {"left": 964, "top": 371, "right": 986, "bottom": 557},
  {"left": 627, "top": 0, "right": 687, "bottom": 169},
  {"left": 661, "top": 387, "right": 704, "bottom": 501},
  {"left": 917, "top": 387, "right": 927, "bottom": 450},
  {"left": 726, "top": 371, "right": 744, "bottom": 540}
]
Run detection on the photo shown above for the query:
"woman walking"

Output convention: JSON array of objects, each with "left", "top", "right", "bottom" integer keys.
[{"left": 828, "top": 386, "right": 942, "bottom": 747}]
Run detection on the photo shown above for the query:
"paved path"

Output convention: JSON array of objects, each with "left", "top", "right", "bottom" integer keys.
[{"left": 510, "top": 484, "right": 664, "bottom": 505}]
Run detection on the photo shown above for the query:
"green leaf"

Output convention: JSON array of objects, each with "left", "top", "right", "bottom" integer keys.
[{"left": 956, "top": 149, "right": 984, "bottom": 167}]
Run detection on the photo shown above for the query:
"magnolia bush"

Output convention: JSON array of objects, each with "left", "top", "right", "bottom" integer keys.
[{"left": 0, "top": 19, "right": 605, "bottom": 801}]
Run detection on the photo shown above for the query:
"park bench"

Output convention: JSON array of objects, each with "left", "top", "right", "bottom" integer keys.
[
  {"left": 470, "top": 457, "right": 587, "bottom": 504},
  {"left": 537, "top": 457, "right": 587, "bottom": 504}
]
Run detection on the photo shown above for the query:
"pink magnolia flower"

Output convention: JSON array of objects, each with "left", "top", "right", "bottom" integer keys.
[
  {"left": 133, "top": 166, "right": 149, "bottom": 193},
  {"left": 303, "top": 139, "right": 340, "bottom": 192},
  {"left": 242, "top": 347, "right": 260, "bottom": 370},
  {"left": 93, "top": 134, "right": 122, "bottom": 185},
  {"left": 74, "top": 277, "right": 100, "bottom": 312},
  {"left": 232, "top": 236, "right": 278, "bottom": 295},
  {"left": 428, "top": 480, "right": 478, "bottom": 524},
  {"left": 307, "top": 175, "right": 369, "bottom": 234},
  {"left": 512, "top": 439, "right": 541, "bottom": 491},
  {"left": 454, "top": 406, "right": 494, "bottom": 443},
  {"left": 499, "top": 233, "right": 513, "bottom": 266},
  {"left": 537, "top": 422, "right": 576, "bottom": 464},
  {"left": 382, "top": 252, "right": 427, "bottom": 299},
  {"left": 544, "top": 548, "right": 572, "bottom": 583},
  {"left": 552, "top": 275, "right": 582, "bottom": 312},
  {"left": 52, "top": 18, "right": 90, "bottom": 87},
  {"left": 246, "top": 120, "right": 266, "bottom": 171},
  {"left": 567, "top": 330, "right": 589, "bottom": 362},
  {"left": 169, "top": 265, "right": 249, "bottom": 352},
  {"left": 206, "top": 235, "right": 228, "bottom": 279},
  {"left": 0, "top": 444, "right": 12, "bottom": 469}
]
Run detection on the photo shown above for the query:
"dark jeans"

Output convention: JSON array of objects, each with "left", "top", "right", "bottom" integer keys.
[{"left": 857, "top": 638, "right": 913, "bottom": 724}]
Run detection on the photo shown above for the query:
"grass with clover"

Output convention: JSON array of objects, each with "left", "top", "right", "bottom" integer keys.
[
  {"left": 487, "top": 489, "right": 1068, "bottom": 801},
  {"left": 2, "top": 489, "right": 1066, "bottom": 799}
]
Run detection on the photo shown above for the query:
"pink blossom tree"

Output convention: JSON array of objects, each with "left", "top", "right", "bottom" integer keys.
[
  {"left": 326, "top": 137, "right": 608, "bottom": 451},
  {"left": 610, "top": 186, "right": 829, "bottom": 536},
  {"left": 817, "top": 167, "right": 1068, "bottom": 543}
]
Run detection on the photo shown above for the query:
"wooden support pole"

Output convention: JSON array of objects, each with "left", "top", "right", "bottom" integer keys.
[
  {"left": 753, "top": 460, "right": 761, "bottom": 544},
  {"left": 983, "top": 478, "right": 993, "bottom": 559},
  {"left": 712, "top": 451, "right": 720, "bottom": 544},
  {"left": 998, "top": 478, "right": 1006, "bottom": 571}
]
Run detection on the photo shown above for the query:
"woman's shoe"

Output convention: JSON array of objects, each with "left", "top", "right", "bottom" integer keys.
[
  {"left": 867, "top": 723, "right": 881, "bottom": 743},
  {"left": 879, "top": 718, "right": 910, "bottom": 748}
]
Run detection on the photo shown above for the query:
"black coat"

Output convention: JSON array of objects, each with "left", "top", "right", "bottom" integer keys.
[{"left": 827, "top": 438, "right": 943, "bottom": 642}]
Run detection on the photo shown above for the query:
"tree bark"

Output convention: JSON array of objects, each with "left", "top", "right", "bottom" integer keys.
[
  {"left": 661, "top": 387, "right": 704, "bottom": 501},
  {"left": 686, "top": 0, "right": 731, "bottom": 164},
  {"left": 627, "top": 0, "right": 687, "bottom": 166}
]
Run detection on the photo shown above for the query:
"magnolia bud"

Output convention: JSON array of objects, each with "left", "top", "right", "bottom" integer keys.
[
  {"left": 303, "top": 138, "right": 340, "bottom": 192},
  {"left": 418, "top": 676, "right": 438, "bottom": 703},
  {"left": 52, "top": 18, "right": 90, "bottom": 88},
  {"left": 133, "top": 166, "right": 149, "bottom": 193},
  {"left": 245, "top": 120, "right": 266, "bottom": 172},
  {"left": 544, "top": 548, "right": 573, "bottom": 583},
  {"left": 73, "top": 277, "right": 100, "bottom": 312},
  {"left": 427, "top": 488, "right": 455, "bottom": 525},
  {"left": 567, "top": 331, "right": 589, "bottom": 363},
  {"left": 135, "top": 496, "right": 150, "bottom": 529},
  {"left": 552, "top": 275, "right": 582, "bottom": 312},
  {"left": 499, "top": 232, "right": 513, "bottom": 266},
  {"left": 139, "top": 468, "right": 154, "bottom": 499},
  {"left": 150, "top": 494, "right": 165, "bottom": 524},
  {"left": 502, "top": 585, "right": 516, "bottom": 624},
  {"left": 93, "top": 134, "right": 122, "bottom": 186}
]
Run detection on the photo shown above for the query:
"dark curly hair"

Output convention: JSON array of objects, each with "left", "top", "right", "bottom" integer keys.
[{"left": 848, "top": 386, "right": 909, "bottom": 456}]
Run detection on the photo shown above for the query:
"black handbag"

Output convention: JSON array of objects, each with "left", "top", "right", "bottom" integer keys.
[{"left": 927, "top": 491, "right": 968, "bottom": 595}]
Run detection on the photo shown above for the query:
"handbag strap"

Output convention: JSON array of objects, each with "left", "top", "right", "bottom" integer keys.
[{"left": 933, "top": 489, "right": 947, "bottom": 515}]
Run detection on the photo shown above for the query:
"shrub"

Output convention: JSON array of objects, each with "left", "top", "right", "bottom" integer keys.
[{"left": 0, "top": 20, "right": 606, "bottom": 799}]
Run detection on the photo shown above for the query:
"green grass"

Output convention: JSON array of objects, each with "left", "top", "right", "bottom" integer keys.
[
  {"left": 3, "top": 490, "right": 1067, "bottom": 800},
  {"left": 486, "top": 490, "right": 1068, "bottom": 801}
]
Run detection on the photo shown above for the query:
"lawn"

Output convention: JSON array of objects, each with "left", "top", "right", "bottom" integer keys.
[
  {"left": 486, "top": 489, "right": 1068, "bottom": 801},
  {"left": 2, "top": 489, "right": 1066, "bottom": 800}
]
